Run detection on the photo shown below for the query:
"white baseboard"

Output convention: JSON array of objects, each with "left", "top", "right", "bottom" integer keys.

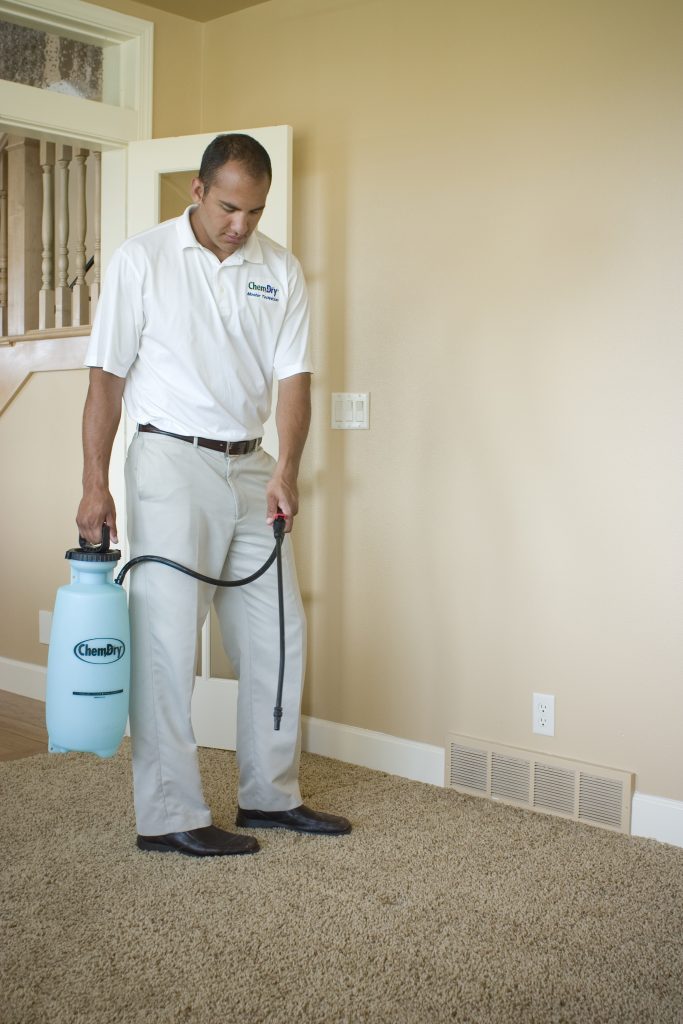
[
  {"left": 0, "top": 657, "right": 46, "bottom": 700},
  {"left": 631, "top": 792, "right": 683, "bottom": 849},
  {"left": 191, "top": 675, "right": 445, "bottom": 784},
  {"left": 2, "top": 656, "right": 681, "bottom": 848},
  {"left": 301, "top": 715, "right": 445, "bottom": 786},
  {"left": 2, "top": 661, "right": 444, "bottom": 785}
]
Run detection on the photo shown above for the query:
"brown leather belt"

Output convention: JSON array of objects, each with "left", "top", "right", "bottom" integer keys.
[{"left": 138, "top": 423, "right": 261, "bottom": 455}]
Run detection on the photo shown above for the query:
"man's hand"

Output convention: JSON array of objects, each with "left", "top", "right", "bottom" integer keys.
[
  {"left": 77, "top": 485, "right": 118, "bottom": 546},
  {"left": 266, "top": 470, "right": 299, "bottom": 534}
]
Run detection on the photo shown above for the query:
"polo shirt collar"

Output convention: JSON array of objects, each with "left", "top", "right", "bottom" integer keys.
[{"left": 177, "top": 206, "right": 264, "bottom": 265}]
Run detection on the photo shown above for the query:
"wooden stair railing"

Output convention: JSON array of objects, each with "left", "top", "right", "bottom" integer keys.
[{"left": 0, "top": 134, "right": 101, "bottom": 344}]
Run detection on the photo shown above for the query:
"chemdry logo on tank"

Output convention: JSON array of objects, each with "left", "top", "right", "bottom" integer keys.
[
  {"left": 74, "top": 638, "right": 126, "bottom": 665},
  {"left": 247, "top": 281, "right": 280, "bottom": 302}
]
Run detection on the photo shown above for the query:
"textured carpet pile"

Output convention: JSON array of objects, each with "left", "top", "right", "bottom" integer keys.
[{"left": 1, "top": 742, "right": 682, "bottom": 1024}]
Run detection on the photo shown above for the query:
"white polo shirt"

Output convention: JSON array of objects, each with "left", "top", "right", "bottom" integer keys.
[{"left": 85, "top": 206, "right": 312, "bottom": 440}]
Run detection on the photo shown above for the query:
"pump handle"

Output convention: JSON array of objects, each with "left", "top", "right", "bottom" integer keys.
[{"left": 78, "top": 523, "right": 110, "bottom": 553}]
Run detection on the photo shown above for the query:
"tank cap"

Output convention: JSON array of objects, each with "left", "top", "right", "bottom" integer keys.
[
  {"left": 68, "top": 524, "right": 120, "bottom": 561},
  {"left": 66, "top": 547, "right": 122, "bottom": 563}
]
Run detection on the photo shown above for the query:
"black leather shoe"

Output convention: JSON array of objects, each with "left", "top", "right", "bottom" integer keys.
[
  {"left": 235, "top": 803, "right": 351, "bottom": 835},
  {"left": 137, "top": 824, "right": 259, "bottom": 857}
]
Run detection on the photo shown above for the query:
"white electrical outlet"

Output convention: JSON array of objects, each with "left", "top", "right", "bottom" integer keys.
[{"left": 532, "top": 693, "right": 555, "bottom": 736}]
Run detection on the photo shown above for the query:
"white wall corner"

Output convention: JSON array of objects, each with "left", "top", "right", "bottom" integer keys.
[{"left": 631, "top": 792, "right": 683, "bottom": 850}]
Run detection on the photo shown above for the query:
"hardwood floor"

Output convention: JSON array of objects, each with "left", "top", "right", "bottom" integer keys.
[{"left": 0, "top": 690, "right": 48, "bottom": 761}]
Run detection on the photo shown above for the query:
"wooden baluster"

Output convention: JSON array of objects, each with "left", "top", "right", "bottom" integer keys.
[
  {"left": 39, "top": 141, "right": 55, "bottom": 331},
  {"left": 7, "top": 136, "right": 42, "bottom": 337},
  {"left": 0, "top": 143, "right": 7, "bottom": 337},
  {"left": 54, "top": 144, "right": 72, "bottom": 328},
  {"left": 71, "top": 148, "right": 89, "bottom": 326},
  {"left": 90, "top": 151, "right": 101, "bottom": 319}
]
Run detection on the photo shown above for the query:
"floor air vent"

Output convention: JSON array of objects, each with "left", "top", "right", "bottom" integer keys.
[
  {"left": 446, "top": 734, "right": 633, "bottom": 834},
  {"left": 491, "top": 751, "right": 530, "bottom": 804}
]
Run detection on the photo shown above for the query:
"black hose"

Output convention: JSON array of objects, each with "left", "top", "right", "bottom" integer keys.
[
  {"left": 68, "top": 255, "right": 95, "bottom": 290},
  {"left": 113, "top": 516, "right": 288, "bottom": 730},
  {"left": 114, "top": 546, "right": 277, "bottom": 588},
  {"left": 273, "top": 531, "right": 285, "bottom": 731}
]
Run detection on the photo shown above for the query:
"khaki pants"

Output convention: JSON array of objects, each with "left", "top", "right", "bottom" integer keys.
[{"left": 125, "top": 431, "right": 305, "bottom": 835}]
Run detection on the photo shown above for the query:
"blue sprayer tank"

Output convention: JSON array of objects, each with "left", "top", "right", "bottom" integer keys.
[{"left": 46, "top": 544, "right": 130, "bottom": 758}]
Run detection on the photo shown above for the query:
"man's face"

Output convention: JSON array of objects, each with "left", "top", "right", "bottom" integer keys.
[{"left": 190, "top": 160, "right": 270, "bottom": 260}]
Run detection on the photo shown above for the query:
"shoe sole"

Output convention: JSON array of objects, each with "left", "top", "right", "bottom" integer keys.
[
  {"left": 136, "top": 837, "right": 259, "bottom": 856},
  {"left": 235, "top": 817, "right": 351, "bottom": 835}
]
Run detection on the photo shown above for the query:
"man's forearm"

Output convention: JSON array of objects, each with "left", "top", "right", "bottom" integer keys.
[
  {"left": 266, "top": 373, "right": 311, "bottom": 529},
  {"left": 275, "top": 372, "right": 311, "bottom": 475},
  {"left": 77, "top": 368, "right": 126, "bottom": 543},
  {"left": 82, "top": 370, "right": 124, "bottom": 485}
]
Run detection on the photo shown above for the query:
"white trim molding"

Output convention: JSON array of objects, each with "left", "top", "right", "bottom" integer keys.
[
  {"left": 190, "top": 674, "right": 444, "bottom": 783},
  {"left": 0, "top": 657, "right": 445, "bottom": 787},
  {"left": 191, "top": 676, "right": 446, "bottom": 784},
  {"left": 0, "top": 656, "right": 46, "bottom": 701},
  {"left": 0, "top": 335, "right": 89, "bottom": 414},
  {"left": 0, "top": 0, "right": 153, "bottom": 147},
  {"left": 2, "top": 655, "right": 681, "bottom": 849},
  {"left": 301, "top": 716, "right": 445, "bottom": 786},
  {"left": 631, "top": 792, "right": 683, "bottom": 849}
]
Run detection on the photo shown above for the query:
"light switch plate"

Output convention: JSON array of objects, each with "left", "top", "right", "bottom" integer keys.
[{"left": 331, "top": 392, "right": 370, "bottom": 429}]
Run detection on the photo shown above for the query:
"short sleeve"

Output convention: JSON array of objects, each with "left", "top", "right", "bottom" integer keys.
[{"left": 84, "top": 248, "right": 145, "bottom": 378}]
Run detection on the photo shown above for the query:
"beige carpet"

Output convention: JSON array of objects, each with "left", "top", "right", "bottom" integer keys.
[{"left": 1, "top": 742, "right": 682, "bottom": 1024}]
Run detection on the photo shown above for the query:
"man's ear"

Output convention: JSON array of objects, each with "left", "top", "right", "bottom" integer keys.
[{"left": 190, "top": 176, "right": 204, "bottom": 203}]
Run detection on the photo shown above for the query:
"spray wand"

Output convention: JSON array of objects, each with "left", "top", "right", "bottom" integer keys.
[{"left": 86, "top": 514, "right": 288, "bottom": 731}]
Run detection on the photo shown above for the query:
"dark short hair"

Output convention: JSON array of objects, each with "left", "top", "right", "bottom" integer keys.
[{"left": 198, "top": 133, "right": 272, "bottom": 189}]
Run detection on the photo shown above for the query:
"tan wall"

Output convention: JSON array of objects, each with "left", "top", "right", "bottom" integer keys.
[
  {"left": 0, "top": 370, "right": 89, "bottom": 666},
  {"left": 199, "top": 0, "right": 682, "bottom": 799},
  {"left": 2, "top": 0, "right": 680, "bottom": 803}
]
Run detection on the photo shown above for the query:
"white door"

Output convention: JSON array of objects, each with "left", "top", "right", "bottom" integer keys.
[{"left": 110, "top": 126, "right": 293, "bottom": 750}]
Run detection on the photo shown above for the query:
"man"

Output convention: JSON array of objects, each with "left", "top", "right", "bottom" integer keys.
[{"left": 77, "top": 133, "right": 350, "bottom": 857}]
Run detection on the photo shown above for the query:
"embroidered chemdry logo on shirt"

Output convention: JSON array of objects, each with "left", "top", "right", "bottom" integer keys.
[{"left": 247, "top": 281, "right": 280, "bottom": 302}]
